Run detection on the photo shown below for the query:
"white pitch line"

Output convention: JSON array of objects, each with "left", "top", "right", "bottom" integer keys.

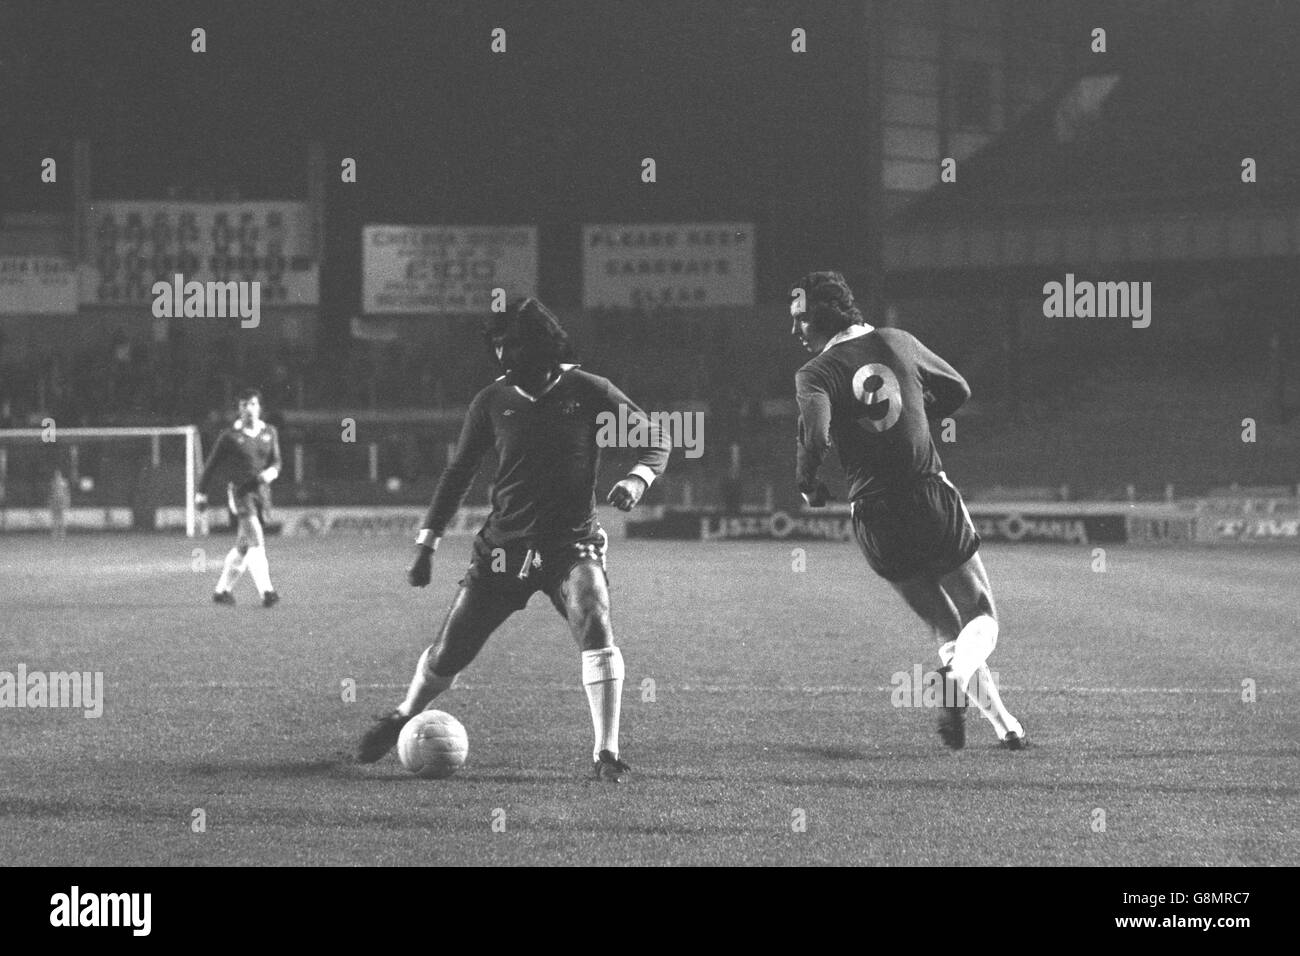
[
  {"left": 114, "top": 681, "right": 1282, "bottom": 695},
  {"left": 681, "top": 685, "right": 1283, "bottom": 696},
  {"left": 0, "top": 564, "right": 206, "bottom": 576}
]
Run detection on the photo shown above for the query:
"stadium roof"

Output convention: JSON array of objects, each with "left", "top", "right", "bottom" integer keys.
[{"left": 893, "top": 2, "right": 1300, "bottom": 226}]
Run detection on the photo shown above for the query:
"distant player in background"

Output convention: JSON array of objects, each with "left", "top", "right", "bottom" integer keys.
[
  {"left": 48, "top": 468, "right": 70, "bottom": 539},
  {"left": 790, "top": 271, "right": 1026, "bottom": 750},
  {"left": 357, "top": 298, "right": 671, "bottom": 782},
  {"left": 196, "top": 388, "right": 282, "bottom": 608}
]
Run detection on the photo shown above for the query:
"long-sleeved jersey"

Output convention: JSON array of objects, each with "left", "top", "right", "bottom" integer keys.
[
  {"left": 198, "top": 421, "right": 282, "bottom": 496},
  {"left": 795, "top": 325, "right": 969, "bottom": 502},
  {"left": 422, "top": 365, "right": 670, "bottom": 545}
]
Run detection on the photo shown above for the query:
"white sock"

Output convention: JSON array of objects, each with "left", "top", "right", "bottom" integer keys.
[
  {"left": 398, "top": 661, "right": 456, "bottom": 717},
  {"left": 216, "top": 547, "right": 247, "bottom": 593},
  {"left": 967, "top": 664, "right": 1024, "bottom": 739},
  {"left": 948, "top": 615, "right": 997, "bottom": 691},
  {"left": 941, "top": 638, "right": 1021, "bottom": 740},
  {"left": 582, "top": 646, "right": 624, "bottom": 761},
  {"left": 245, "top": 545, "right": 273, "bottom": 595}
]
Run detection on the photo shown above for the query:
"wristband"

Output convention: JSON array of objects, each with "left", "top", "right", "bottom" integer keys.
[
  {"left": 628, "top": 464, "right": 656, "bottom": 488},
  {"left": 415, "top": 529, "right": 435, "bottom": 547}
]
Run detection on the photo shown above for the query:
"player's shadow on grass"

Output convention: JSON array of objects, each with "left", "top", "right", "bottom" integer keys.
[
  {"left": 1105, "top": 746, "right": 1300, "bottom": 761},
  {"left": 474, "top": 772, "right": 591, "bottom": 785},
  {"left": 781, "top": 743, "right": 871, "bottom": 761},
  {"left": 186, "top": 757, "right": 346, "bottom": 779},
  {"left": 327, "top": 755, "right": 580, "bottom": 785},
  {"left": 777, "top": 743, "right": 933, "bottom": 762},
  {"left": 765, "top": 774, "right": 1299, "bottom": 798},
  {"left": 5, "top": 602, "right": 198, "bottom": 610}
]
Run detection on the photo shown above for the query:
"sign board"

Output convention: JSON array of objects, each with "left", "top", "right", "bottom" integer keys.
[
  {"left": 0, "top": 256, "right": 77, "bottom": 314},
  {"left": 583, "top": 222, "right": 755, "bottom": 309},
  {"left": 363, "top": 225, "right": 537, "bottom": 314},
  {"left": 81, "top": 201, "right": 319, "bottom": 305}
]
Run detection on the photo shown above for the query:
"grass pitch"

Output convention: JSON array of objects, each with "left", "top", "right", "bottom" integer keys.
[{"left": 1, "top": 528, "right": 1296, "bottom": 866}]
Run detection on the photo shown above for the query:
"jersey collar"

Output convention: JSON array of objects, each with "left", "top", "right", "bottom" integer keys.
[
  {"left": 510, "top": 363, "right": 580, "bottom": 402},
  {"left": 821, "top": 324, "right": 875, "bottom": 354}
]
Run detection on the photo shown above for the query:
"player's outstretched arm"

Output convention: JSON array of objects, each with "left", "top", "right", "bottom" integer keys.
[
  {"left": 408, "top": 532, "right": 437, "bottom": 587},
  {"left": 409, "top": 394, "right": 492, "bottom": 586}
]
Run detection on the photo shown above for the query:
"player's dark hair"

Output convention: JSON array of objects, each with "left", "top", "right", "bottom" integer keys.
[
  {"left": 482, "top": 297, "right": 573, "bottom": 369},
  {"left": 237, "top": 387, "right": 263, "bottom": 403},
  {"left": 791, "top": 271, "right": 864, "bottom": 336}
]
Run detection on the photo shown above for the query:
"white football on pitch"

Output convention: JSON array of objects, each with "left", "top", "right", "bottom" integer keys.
[{"left": 396, "top": 710, "right": 469, "bottom": 779}]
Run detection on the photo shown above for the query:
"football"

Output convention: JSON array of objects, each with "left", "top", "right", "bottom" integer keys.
[{"left": 396, "top": 710, "right": 469, "bottom": 779}]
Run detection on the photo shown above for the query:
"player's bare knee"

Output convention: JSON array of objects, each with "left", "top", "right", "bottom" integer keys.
[
  {"left": 561, "top": 565, "right": 610, "bottom": 644},
  {"left": 578, "top": 627, "right": 613, "bottom": 653},
  {"left": 892, "top": 576, "right": 960, "bottom": 639},
  {"left": 975, "top": 590, "right": 996, "bottom": 622},
  {"left": 567, "top": 589, "right": 612, "bottom": 649},
  {"left": 958, "top": 580, "right": 996, "bottom": 622},
  {"left": 942, "top": 560, "right": 995, "bottom": 625},
  {"left": 569, "top": 593, "right": 611, "bottom": 648}
]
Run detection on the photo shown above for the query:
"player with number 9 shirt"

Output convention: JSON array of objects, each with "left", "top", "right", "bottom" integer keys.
[{"left": 790, "top": 271, "right": 1027, "bottom": 751}]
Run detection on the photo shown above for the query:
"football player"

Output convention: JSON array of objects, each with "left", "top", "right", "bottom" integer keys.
[
  {"left": 196, "top": 388, "right": 282, "bottom": 608},
  {"left": 791, "top": 272, "right": 1026, "bottom": 750},
  {"left": 357, "top": 298, "right": 671, "bottom": 782}
]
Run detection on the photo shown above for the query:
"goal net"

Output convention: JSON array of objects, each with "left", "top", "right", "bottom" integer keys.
[{"left": 0, "top": 425, "right": 203, "bottom": 536}]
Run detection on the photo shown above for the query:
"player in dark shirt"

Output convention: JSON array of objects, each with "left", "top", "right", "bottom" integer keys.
[
  {"left": 791, "top": 272, "right": 1026, "bottom": 750},
  {"left": 195, "top": 388, "right": 282, "bottom": 608},
  {"left": 358, "top": 298, "right": 671, "bottom": 782}
]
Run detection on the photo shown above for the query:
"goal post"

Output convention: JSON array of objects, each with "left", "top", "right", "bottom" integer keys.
[{"left": 0, "top": 425, "right": 204, "bottom": 536}]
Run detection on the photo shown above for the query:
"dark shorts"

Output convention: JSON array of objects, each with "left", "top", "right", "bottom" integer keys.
[
  {"left": 227, "top": 480, "right": 271, "bottom": 525},
  {"left": 851, "top": 473, "right": 980, "bottom": 582},
  {"left": 459, "top": 526, "right": 609, "bottom": 612}
]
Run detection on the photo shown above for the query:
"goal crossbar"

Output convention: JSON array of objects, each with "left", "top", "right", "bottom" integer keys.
[
  {"left": 0, "top": 427, "right": 197, "bottom": 439},
  {"left": 0, "top": 425, "right": 203, "bottom": 536}
]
